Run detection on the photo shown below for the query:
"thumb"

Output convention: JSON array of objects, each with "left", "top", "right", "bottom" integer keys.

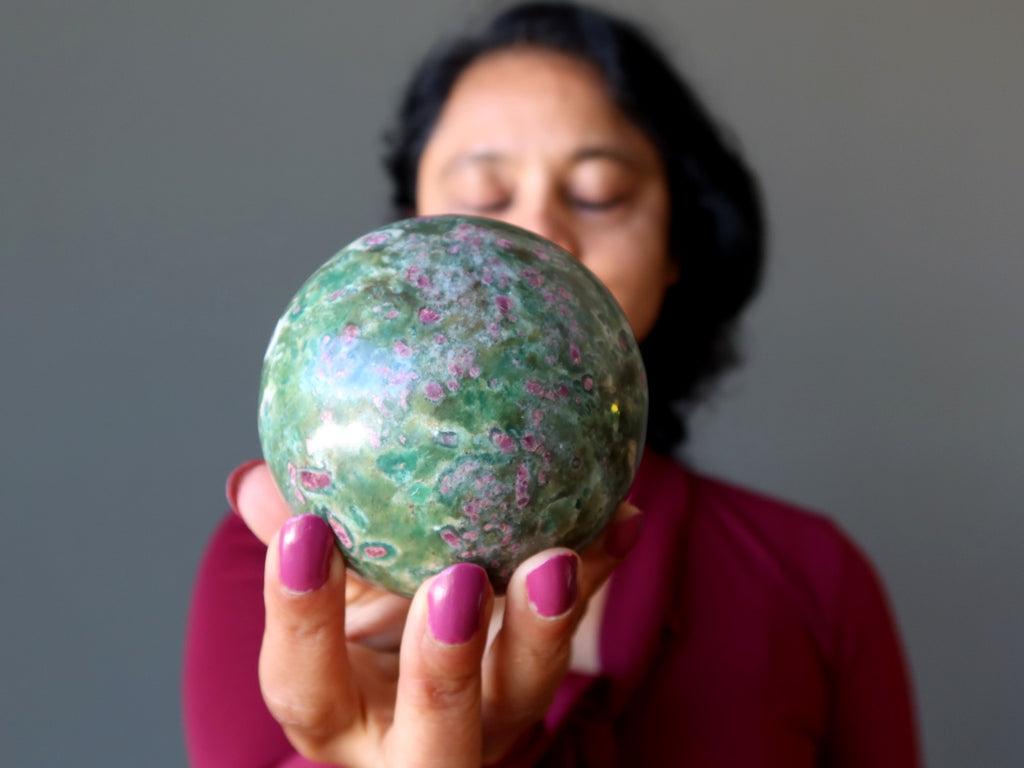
[{"left": 228, "top": 460, "right": 293, "bottom": 545}]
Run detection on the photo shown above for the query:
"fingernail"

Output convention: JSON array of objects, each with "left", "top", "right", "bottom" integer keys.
[
  {"left": 427, "top": 563, "right": 488, "bottom": 645},
  {"left": 279, "top": 515, "right": 334, "bottom": 593},
  {"left": 604, "top": 511, "right": 643, "bottom": 559},
  {"left": 225, "top": 459, "right": 264, "bottom": 515},
  {"left": 526, "top": 553, "right": 578, "bottom": 618}
]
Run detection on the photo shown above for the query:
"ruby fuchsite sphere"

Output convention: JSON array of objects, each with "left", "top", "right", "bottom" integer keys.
[{"left": 258, "top": 215, "right": 648, "bottom": 597}]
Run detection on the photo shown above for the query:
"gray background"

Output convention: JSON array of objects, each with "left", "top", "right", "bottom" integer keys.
[{"left": 1, "top": 0, "right": 1020, "bottom": 765}]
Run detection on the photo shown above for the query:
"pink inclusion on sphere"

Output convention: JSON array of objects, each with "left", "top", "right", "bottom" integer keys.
[
  {"left": 299, "top": 470, "right": 331, "bottom": 490},
  {"left": 570, "top": 343, "right": 581, "bottom": 363},
  {"left": 520, "top": 268, "right": 544, "bottom": 287},
  {"left": 419, "top": 308, "right": 441, "bottom": 324},
  {"left": 287, "top": 463, "right": 306, "bottom": 504},
  {"left": 491, "top": 431, "right": 516, "bottom": 454},
  {"left": 440, "top": 529, "right": 461, "bottom": 548},
  {"left": 462, "top": 500, "right": 482, "bottom": 521},
  {"left": 515, "top": 463, "right": 530, "bottom": 508},
  {"left": 583, "top": 375, "right": 594, "bottom": 391},
  {"left": 494, "top": 295, "right": 514, "bottom": 315},
  {"left": 363, "top": 545, "right": 389, "bottom": 559},
  {"left": 329, "top": 519, "right": 353, "bottom": 549},
  {"left": 343, "top": 324, "right": 359, "bottom": 341},
  {"left": 424, "top": 381, "right": 445, "bottom": 402},
  {"left": 393, "top": 340, "right": 412, "bottom": 357}
]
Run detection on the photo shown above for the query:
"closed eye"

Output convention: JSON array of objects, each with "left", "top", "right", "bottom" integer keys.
[
  {"left": 454, "top": 197, "right": 511, "bottom": 214},
  {"left": 570, "top": 195, "right": 626, "bottom": 212},
  {"left": 472, "top": 199, "right": 512, "bottom": 213}
]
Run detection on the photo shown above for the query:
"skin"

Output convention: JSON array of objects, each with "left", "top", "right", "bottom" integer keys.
[
  {"left": 417, "top": 47, "right": 678, "bottom": 341},
  {"left": 234, "top": 48, "right": 679, "bottom": 767}
]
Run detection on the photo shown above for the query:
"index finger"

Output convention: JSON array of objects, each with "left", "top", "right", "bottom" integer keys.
[{"left": 390, "top": 564, "right": 494, "bottom": 768}]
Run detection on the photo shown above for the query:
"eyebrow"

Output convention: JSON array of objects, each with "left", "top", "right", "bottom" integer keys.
[
  {"left": 440, "top": 146, "right": 636, "bottom": 179},
  {"left": 440, "top": 152, "right": 504, "bottom": 179},
  {"left": 571, "top": 146, "right": 636, "bottom": 166}
]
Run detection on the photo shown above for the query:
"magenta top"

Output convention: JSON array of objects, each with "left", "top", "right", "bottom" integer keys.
[{"left": 183, "top": 450, "right": 921, "bottom": 766}]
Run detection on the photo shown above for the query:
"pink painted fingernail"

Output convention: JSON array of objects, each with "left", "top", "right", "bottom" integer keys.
[
  {"left": 279, "top": 515, "right": 334, "bottom": 593},
  {"left": 526, "top": 553, "right": 578, "bottom": 618},
  {"left": 604, "top": 512, "right": 643, "bottom": 559},
  {"left": 428, "top": 563, "right": 488, "bottom": 645},
  {"left": 225, "top": 459, "right": 264, "bottom": 515}
]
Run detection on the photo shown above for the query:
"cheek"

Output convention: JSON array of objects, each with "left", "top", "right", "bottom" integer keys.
[
  {"left": 413, "top": 179, "right": 439, "bottom": 217},
  {"left": 620, "top": 283, "right": 668, "bottom": 343},
  {"left": 581, "top": 239, "right": 673, "bottom": 343},
  {"left": 593, "top": 216, "right": 674, "bottom": 342},
  {"left": 414, "top": 153, "right": 453, "bottom": 217}
]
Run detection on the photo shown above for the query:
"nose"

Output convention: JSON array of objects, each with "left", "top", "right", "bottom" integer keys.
[{"left": 501, "top": 198, "right": 579, "bottom": 258}]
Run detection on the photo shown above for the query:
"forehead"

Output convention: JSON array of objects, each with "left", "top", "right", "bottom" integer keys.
[{"left": 424, "top": 47, "right": 653, "bottom": 161}]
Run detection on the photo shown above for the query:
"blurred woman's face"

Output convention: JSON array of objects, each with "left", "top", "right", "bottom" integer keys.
[{"left": 416, "top": 47, "right": 677, "bottom": 343}]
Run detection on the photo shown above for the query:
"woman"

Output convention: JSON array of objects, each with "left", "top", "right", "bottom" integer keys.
[{"left": 184, "top": 4, "right": 921, "bottom": 766}]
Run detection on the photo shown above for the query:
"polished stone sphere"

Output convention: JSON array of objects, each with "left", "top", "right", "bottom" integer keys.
[{"left": 258, "top": 215, "right": 647, "bottom": 596}]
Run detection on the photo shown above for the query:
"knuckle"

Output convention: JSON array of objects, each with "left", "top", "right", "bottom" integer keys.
[
  {"left": 272, "top": 600, "right": 343, "bottom": 647},
  {"left": 538, "top": 633, "right": 573, "bottom": 665},
  {"left": 407, "top": 670, "right": 479, "bottom": 712},
  {"left": 518, "top": 638, "right": 572, "bottom": 681},
  {"left": 262, "top": 686, "right": 338, "bottom": 732}
]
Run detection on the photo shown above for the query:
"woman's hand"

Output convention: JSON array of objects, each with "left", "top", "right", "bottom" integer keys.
[{"left": 230, "top": 461, "right": 641, "bottom": 767}]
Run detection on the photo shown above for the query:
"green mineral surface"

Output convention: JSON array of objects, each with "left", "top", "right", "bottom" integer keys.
[{"left": 258, "top": 214, "right": 647, "bottom": 596}]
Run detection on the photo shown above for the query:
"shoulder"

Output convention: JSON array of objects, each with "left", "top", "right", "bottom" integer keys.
[
  {"left": 630, "top": 451, "right": 894, "bottom": 659},
  {"left": 690, "top": 469, "right": 856, "bottom": 563},
  {"left": 605, "top": 457, "right": 921, "bottom": 763},
  {"left": 682, "top": 465, "right": 897, "bottom": 665},
  {"left": 688, "top": 468, "right": 880, "bottom": 584},
  {"left": 633, "top": 449, "right": 862, "bottom": 573}
]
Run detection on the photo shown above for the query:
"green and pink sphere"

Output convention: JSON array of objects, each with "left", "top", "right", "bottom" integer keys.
[{"left": 258, "top": 214, "right": 647, "bottom": 596}]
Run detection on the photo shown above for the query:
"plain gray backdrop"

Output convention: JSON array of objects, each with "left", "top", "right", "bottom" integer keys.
[{"left": 2, "top": 0, "right": 1021, "bottom": 765}]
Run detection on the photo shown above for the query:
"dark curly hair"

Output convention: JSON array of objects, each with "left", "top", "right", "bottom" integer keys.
[{"left": 384, "top": 2, "right": 765, "bottom": 454}]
